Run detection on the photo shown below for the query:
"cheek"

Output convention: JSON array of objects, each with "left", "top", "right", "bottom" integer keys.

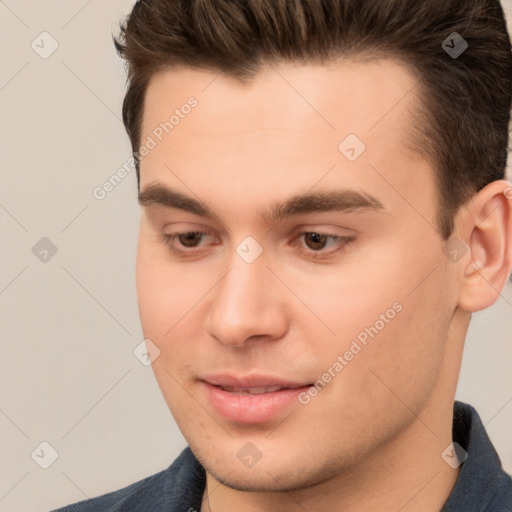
[
  {"left": 136, "top": 242, "right": 168, "bottom": 337},
  {"left": 300, "top": 239, "right": 448, "bottom": 393},
  {"left": 135, "top": 239, "right": 202, "bottom": 416},
  {"left": 136, "top": 232, "right": 202, "bottom": 338},
  {"left": 276, "top": 243, "right": 406, "bottom": 342},
  {"left": 349, "top": 265, "right": 450, "bottom": 407}
]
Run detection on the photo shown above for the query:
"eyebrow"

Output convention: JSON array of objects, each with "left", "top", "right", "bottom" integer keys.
[{"left": 138, "top": 183, "right": 385, "bottom": 223}]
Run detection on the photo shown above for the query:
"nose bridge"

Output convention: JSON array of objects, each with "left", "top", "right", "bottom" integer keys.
[
  {"left": 228, "top": 258, "right": 261, "bottom": 303},
  {"left": 206, "top": 252, "right": 286, "bottom": 346},
  {"left": 217, "top": 255, "right": 269, "bottom": 323}
]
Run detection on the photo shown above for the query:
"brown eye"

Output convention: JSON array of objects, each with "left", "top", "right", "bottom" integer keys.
[
  {"left": 304, "top": 233, "right": 329, "bottom": 250},
  {"left": 178, "top": 232, "right": 204, "bottom": 247}
]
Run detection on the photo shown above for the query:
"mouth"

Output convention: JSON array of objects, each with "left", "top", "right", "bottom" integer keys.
[
  {"left": 214, "top": 385, "right": 304, "bottom": 395},
  {"left": 200, "top": 374, "right": 312, "bottom": 424}
]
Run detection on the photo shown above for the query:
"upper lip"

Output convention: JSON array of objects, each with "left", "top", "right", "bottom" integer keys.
[{"left": 201, "top": 374, "right": 311, "bottom": 390}]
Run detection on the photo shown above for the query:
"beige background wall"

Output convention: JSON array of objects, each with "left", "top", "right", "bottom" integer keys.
[{"left": 1, "top": 1, "right": 511, "bottom": 511}]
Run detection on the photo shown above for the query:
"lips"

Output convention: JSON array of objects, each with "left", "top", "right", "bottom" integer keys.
[
  {"left": 200, "top": 374, "right": 312, "bottom": 423},
  {"left": 218, "top": 385, "right": 287, "bottom": 394},
  {"left": 201, "top": 374, "right": 309, "bottom": 390}
]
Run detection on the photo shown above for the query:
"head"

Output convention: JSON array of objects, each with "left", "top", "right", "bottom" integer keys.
[{"left": 114, "top": 0, "right": 512, "bottom": 497}]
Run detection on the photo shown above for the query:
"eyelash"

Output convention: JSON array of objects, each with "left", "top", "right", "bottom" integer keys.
[{"left": 157, "top": 231, "right": 355, "bottom": 260}]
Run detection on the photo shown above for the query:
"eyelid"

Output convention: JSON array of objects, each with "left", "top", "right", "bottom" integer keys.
[
  {"left": 289, "top": 224, "right": 352, "bottom": 235},
  {"left": 289, "top": 231, "right": 355, "bottom": 259},
  {"left": 159, "top": 226, "right": 355, "bottom": 260},
  {"left": 158, "top": 228, "right": 219, "bottom": 256}
]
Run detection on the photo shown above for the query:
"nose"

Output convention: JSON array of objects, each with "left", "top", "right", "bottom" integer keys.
[{"left": 204, "top": 255, "right": 289, "bottom": 348}]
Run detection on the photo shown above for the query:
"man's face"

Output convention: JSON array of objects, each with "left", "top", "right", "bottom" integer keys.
[{"left": 136, "top": 59, "right": 459, "bottom": 490}]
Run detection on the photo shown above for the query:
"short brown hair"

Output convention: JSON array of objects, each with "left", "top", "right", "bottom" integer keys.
[{"left": 114, "top": 0, "right": 511, "bottom": 238}]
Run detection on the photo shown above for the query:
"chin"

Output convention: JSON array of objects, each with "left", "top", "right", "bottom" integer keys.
[{"left": 191, "top": 438, "right": 357, "bottom": 493}]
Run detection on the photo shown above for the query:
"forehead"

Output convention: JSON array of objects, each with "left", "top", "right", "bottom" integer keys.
[
  {"left": 142, "top": 58, "right": 419, "bottom": 134},
  {"left": 138, "top": 59, "right": 433, "bottom": 221},
  {"left": 140, "top": 58, "right": 423, "bottom": 165}
]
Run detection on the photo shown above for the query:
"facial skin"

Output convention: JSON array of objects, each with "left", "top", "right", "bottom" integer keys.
[{"left": 135, "top": 59, "right": 512, "bottom": 511}]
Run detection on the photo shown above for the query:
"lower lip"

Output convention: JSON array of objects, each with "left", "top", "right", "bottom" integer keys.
[{"left": 202, "top": 382, "right": 311, "bottom": 424}]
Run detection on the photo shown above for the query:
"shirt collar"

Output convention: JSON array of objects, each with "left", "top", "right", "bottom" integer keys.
[{"left": 441, "top": 401, "right": 511, "bottom": 511}]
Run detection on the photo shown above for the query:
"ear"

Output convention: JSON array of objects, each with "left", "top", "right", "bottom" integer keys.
[{"left": 456, "top": 180, "right": 512, "bottom": 313}]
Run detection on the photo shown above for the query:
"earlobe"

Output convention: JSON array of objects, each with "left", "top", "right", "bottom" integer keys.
[{"left": 457, "top": 180, "right": 512, "bottom": 313}]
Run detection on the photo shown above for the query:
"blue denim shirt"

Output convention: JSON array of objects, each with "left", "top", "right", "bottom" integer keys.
[{"left": 51, "top": 401, "right": 512, "bottom": 511}]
